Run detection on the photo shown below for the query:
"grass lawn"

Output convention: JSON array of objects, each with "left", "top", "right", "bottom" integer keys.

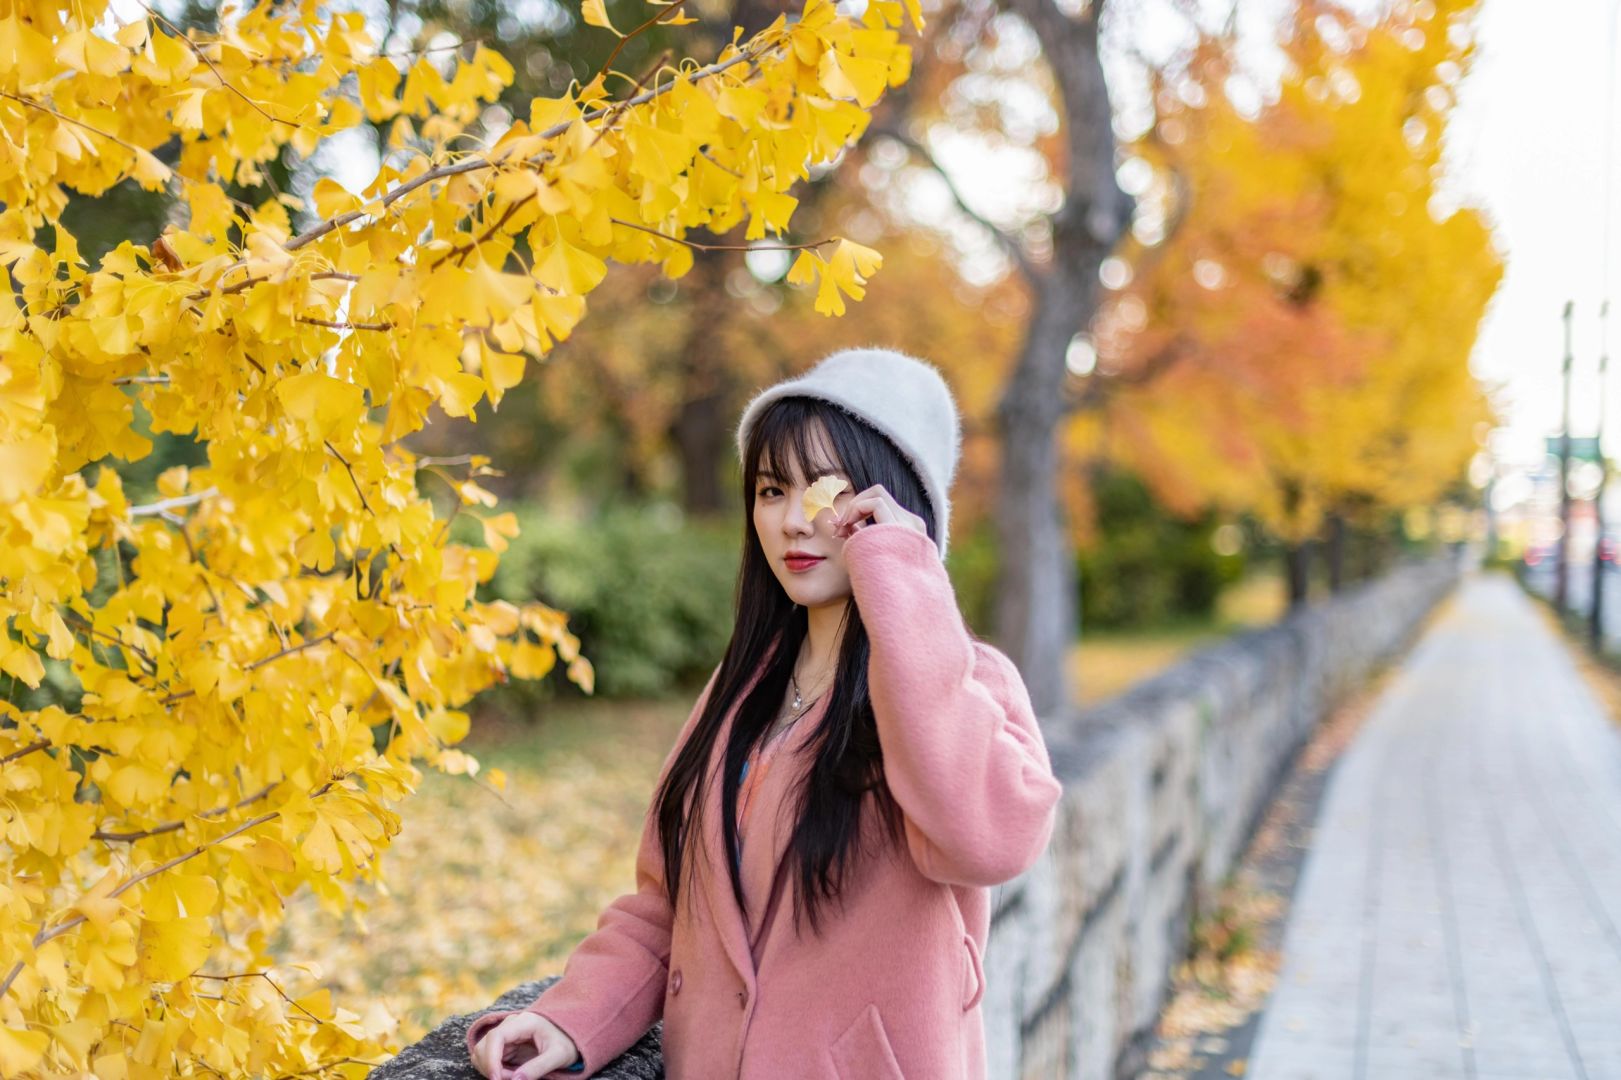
[
  {"left": 268, "top": 567, "right": 1288, "bottom": 1052},
  {"left": 1072, "top": 567, "right": 1286, "bottom": 706}
]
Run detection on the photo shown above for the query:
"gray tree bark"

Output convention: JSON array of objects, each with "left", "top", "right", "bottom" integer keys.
[{"left": 991, "top": 0, "right": 1132, "bottom": 716}]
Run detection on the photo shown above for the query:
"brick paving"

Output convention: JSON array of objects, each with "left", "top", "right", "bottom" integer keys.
[{"left": 1246, "top": 572, "right": 1621, "bottom": 1080}]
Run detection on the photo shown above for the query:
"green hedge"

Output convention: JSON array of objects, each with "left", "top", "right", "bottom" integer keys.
[
  {"left": 471, "top": 501, "right": 742, "bottom": 711},
  {"left": 1075, "top": 468, "right": 1245, "bottom": 630}
]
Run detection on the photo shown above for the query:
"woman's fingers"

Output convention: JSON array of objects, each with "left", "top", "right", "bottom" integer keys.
[
  {"left": 510, "top": 1039, "right": 576, "bottom": 1080},
  {"left": 473, "top": 1028, "right": 506, "bottom": 1078}
]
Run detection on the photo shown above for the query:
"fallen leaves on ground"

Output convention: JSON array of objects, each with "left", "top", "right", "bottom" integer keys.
[{"left": 266, "top": 697, "right": 688, "bottom": 1043}]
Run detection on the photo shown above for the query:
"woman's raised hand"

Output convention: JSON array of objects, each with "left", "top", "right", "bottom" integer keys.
[
  {"left": 470, "top": 1012, "right": 582, "bottom": 1080},
  {"left": 831, "top": 482, "right": 928, "bottom": 542}
]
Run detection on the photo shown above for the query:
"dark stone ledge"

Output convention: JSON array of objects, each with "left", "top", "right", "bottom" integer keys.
[{"left": 369, "top": 976, "right": 665, "bottom": 1079}]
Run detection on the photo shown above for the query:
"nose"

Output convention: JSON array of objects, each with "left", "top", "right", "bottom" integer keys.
[{"left": 785, "top": 493, "right": 815, "bottom": 533}]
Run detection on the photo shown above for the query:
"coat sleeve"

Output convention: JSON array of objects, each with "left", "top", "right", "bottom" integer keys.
[
  {"left": 843, "top": 521, "right": 1063, "bottom": 888},
  {"left": 465, "top": 662, "right": 724, "bottom": 1078}
]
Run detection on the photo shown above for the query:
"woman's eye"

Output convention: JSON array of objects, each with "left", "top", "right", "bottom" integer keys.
[{"left": 760, "top": 486, "right": 781, "bottom": 497}]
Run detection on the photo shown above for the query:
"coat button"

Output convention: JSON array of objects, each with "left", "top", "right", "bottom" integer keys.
[
  {"left": 737, "top": 989, "right": 747, "bottom": 1009},
  {"left": 670, "top": 969, "right": 682, "bottom": 994}
]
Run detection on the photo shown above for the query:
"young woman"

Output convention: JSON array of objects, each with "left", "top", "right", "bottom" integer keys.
[{"left": 468, "top": 346, "right": 1064, "bottom": 1080}]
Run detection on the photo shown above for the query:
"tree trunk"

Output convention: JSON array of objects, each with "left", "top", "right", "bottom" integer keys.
[
  {"left": 994, "top": 266, "right": 1093, "bottom": 717},
  {"left": 1285, "top": 541, "right": 1311, "bottom": 609},
  {"left": 991, "top": 0, "right": 1130, "bottom": 717},
  {"left": 1325, "top": 511, "right": 1345, "bottom": 592},
  {"left": 670, "top": 249, "right": 736, "bottom": 516}
]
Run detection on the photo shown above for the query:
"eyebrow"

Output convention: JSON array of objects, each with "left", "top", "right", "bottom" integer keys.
[{"left": 755, "top": 466, "right": 848, "bottom": 483}]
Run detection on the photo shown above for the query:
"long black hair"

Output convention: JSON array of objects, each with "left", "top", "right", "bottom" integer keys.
[{"left": 651, "top": 394, "right": 941, "bottom": 938}]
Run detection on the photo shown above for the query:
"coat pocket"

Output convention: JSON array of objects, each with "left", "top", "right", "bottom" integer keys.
[
  {"left": 828, "top": 1002, "right": 906, "bottom": 1080},
  {"left": 961, "top": 933, "right": 985, "bottom": 1012}
]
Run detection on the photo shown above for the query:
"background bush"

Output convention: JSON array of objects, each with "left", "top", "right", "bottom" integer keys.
[
  {"left": 1077, "top": 467, "right": 1245, "bottom": 630},
  {"left": 470, "top": 501, "right": 742, "bottom": 712}
]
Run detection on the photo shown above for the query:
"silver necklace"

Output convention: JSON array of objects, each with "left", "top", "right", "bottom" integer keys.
[{"left": 773, "top": 666, "right": 829, "bottom": 741}]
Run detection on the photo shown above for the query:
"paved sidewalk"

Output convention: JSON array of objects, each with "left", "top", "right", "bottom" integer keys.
[{"left": 1246, "top": 571, "right": 1621, "bottom": 1080}]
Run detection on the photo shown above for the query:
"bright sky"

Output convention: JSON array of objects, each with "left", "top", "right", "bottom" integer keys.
[
  {"left": 1446, "top": 0, "right": 1621, "bottom": 470},
  {"left": 1115, "top": 0, "right": 1621, "bottom": 473}
]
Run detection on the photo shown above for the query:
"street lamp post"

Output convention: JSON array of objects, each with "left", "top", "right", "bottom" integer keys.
[
  {"left": 1593, "top": 299, "right": 1611, "bottom": 647},
  {"left": 1558, "top": 301, "right": 1574, "bottom": 616},
  {"left": 1592, "top": 0, "right": 1619, "bottom": 645}
]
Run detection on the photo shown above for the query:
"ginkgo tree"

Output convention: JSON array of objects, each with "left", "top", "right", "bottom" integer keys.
[
  {"left": 0, "top": 0, "right": 914, "bottom": 1074},
  {"left": 1087, "top": 0, "right": 1501, "bottom": 602}
]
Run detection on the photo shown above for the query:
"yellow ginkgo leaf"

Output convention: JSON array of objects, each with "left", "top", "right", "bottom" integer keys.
[
  {"left": 581, "top": 0, "right": 622, "bottom": 36},
  {"left": 0, "top": 1027, "right": 49, "bottom": 1076},
  {"left": 806, "top": 236, "right": 883, "bottom": 315},
  {"left": 817, "top": 48, "right": 889, "bottom": 108},
  {"left": 786, "top": 248, "right": 821, "bottom": 286},
  {"left": 312, "top": 177, "right": 360, "bottom": 219},
  {"left": 802, "top": 474, "right": 848, "bottom": 522},
  {"left": 534, "top": 235, "right": 608, "bottom": 295},
  {"left": 129, "top": 147, "right": 171, "bottom": 189}
]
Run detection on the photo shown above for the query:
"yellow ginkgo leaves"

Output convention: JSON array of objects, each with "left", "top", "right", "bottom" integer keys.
[
  {"left": 582, "top": 0, "right": 621, "bottom": 36},
  {"left": 0, "top": 0, "right": 915, "bottom": 1075},
  {"left": 788, "top": 237, "right": 884, "bottom": 316},
  {"left": 802, "top": 474, "right": 849, "bottom": 522}
]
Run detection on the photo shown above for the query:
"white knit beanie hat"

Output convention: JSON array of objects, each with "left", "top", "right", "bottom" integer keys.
[{"left": 734, "top": 346, "right": 963, "bottom": 559}]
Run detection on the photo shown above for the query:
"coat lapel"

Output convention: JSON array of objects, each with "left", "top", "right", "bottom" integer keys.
[
  {"left": 696, "top": 693, "right": 826, "bottom": 987},
  {"left": 740, "top": 702, "right": 823, "bottom": 937},
  {"left": 696, "top": 699, "right": 759, "bottom": 992}
]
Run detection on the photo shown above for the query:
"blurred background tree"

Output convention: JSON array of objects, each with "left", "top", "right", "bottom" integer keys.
[
  {"left": 60, "top": 0, "right": 1499, "bottom": 708},
  {"left": 393, "top": 0, "right": 1502, "bottom": 703}
]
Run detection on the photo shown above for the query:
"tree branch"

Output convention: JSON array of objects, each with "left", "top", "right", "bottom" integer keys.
[
  {"left": 867, "top": 120, "right": 1040, "bottom": 282},
  {"left": 92, "top": 782, "right": 280, "bottom": 842},
  {"left": 157, "top": 631, "right": 337, "bottom": 706},
  {"left": 609, "top": 217, "right": 836, "bottom": 253},
  {"left": 279, "top": 39, "right": 780, "bottom": 256}
]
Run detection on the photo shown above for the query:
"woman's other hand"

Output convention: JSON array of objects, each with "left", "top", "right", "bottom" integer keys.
[{"left": 470, "top": 1012, "right": 582, "bottom": 1080}]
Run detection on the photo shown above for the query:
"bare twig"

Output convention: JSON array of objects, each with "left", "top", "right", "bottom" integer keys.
[
  {"left": 157, "top": 631, "right": 337, "bottom": 706},
  {"left": 590, "top": 0, "right": 692, "bottom": 92},
  {"left": 868, "top": 120, "right": 1039, "bottom": 281},
  {"left": 608, "top": 217, "right": 833, "bottom": 253},
  {"left": 297, "top": 316, "right": 394, "bottom": 331},
  {"left": 431, "top": 192, "right": 536, "bottom": 269},
  {"left": 129, "top": 489, "right": 219, "bottom": 518},
  {"left": 0, "top": 91, "right": 146, "bottom": 156},
  {"left": 93, "top": 782, "right": 279, "bottom": 842},
  {"left": 278, "top": 40, "right": 778, "bottom": 254},
  {"left": 1, "top": 739, "right": 50, "bottom": 765}
]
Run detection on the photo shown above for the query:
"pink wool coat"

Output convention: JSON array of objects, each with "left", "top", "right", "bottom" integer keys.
[{"left": 466, "top": 522, "right": 1065, "bottom": 1079}]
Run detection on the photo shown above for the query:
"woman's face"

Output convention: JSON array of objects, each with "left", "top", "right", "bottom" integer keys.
[{"left": 751, "top": 423, "right": 858, "bottom": 609}]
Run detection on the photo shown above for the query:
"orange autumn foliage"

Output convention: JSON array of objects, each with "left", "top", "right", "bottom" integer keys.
[{"left": 1087, "top": 0, "right": 1503, "bottom": 543}]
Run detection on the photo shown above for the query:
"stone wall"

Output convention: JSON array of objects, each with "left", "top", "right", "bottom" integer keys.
[
  {"left": 378, "top": 551, "right": 1461, "bottom": 1079},
  {"left": 988, "top": 551, "right": 1462, "bottom": 1080}
]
